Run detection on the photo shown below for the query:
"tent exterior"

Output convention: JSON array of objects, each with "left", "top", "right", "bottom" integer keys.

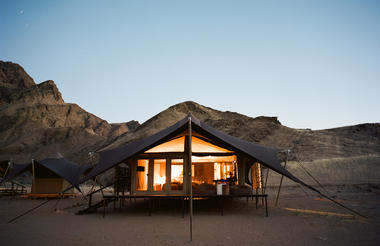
[
  {"left": 0, "top": 162, "right": 30, "bottom": 184},
  {"left": 1, "top": 156, "right": 91, "bottom": 194},
  {"left": 79, "top": 115, "right": 306, "bottom": 196},
  {"left": 31, "top": 161, "right": 74, "bottom": 194},
  {"left": 0, "top": 160, "right": 28, "bottom": 195},
  {"left": 0, "top": 160, "right": 10, "bottom": 178}
]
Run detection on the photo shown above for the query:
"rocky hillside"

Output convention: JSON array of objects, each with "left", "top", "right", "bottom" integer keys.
[
  {"left": 103, "top": 102, "right": 282, "bottom": 150},
  {"left": 0, "top": 61, "right": 139, "bottom": 164},
  {"left": 103, "top": 101, "right": 380, "bottom": 162},
  {"left": 0, "top": 61, "right": 379, "bottom": 166}
]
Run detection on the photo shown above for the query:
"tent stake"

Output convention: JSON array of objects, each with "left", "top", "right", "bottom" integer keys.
[{"left": 275, "top": 150, "right": 289, "bottom": 206}]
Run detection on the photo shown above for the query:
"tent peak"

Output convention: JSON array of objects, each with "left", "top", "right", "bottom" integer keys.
[
  {"left": 45, "top": 152, "right": 64, "bottom": 159},
  {"left": 184, "top": 113, "right": 201, "bottom": 125}
]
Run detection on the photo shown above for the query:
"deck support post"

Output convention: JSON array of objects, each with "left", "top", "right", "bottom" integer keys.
[
  {"left": 182, "top": 197, "right": 185, "bottom": 218},
  {"left": 263, "top": 168, "right": 269, "bottom": 195},
  {"left": 89, "top": 194, "right": 92, "bottom": 207},
  {"left": 221, "top": 196, "right": 224, "bottom": 216},
  {"left": 148, "top": 198, "right": 152, "bottom": 216},
  {"left": 102, "top": 200, "right": 106, "bottom": 218},
  {"left": 31, "top": 159, "right": 35, "bottom": 194}
]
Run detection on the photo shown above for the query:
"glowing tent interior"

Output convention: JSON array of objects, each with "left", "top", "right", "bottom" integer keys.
[{"left": 78, "top": 114, "right": 302, "bottom": 197}]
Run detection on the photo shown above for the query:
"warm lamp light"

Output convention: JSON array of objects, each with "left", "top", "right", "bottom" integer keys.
[{"left": 155, "top": 175, "right": 166, "bottom": 185}]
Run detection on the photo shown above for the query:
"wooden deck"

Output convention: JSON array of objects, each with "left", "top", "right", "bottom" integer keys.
[
  {"left": 22, "top": 193, "right": 77, "bottom": 199},
  {"left": 0, "top": 181, "right": 27, "bottom": 196},
  {"left": 84, "top": 193, "right": 268, "bottom": 218}
]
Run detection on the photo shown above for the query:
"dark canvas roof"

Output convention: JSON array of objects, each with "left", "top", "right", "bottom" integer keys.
[
  {"left": 0, "top": 162, "right": 31, "bottom": 184},
  {"left": 1, "top": 156, "right": 91, "bottom": 191},
  {"left": 71, "top": 115, "right": 365, "bottom": 217},
  {"left": 77, "top": 114, "right": 304, "bottom": 186},
  {"left": 0, "top": 160, "right": 11, "bottom": 177},
  {"left": 37, "top": 157, "right": 91, "bottom": 189}
]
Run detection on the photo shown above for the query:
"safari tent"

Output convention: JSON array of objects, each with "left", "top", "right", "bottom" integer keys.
[
  {"left": 0, "top": 160, "right": 27, "bottom": 195},
  {"left": 0, "top": 160, "right": 9, "bottom": 177},
  {"left": 1, "top": 155, "right": 91, "bottom": 197},
  {"left": 77, "top": 114, "right": 312, "bottom": 216}
]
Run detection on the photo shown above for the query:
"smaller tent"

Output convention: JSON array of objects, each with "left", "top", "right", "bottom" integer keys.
[
  {"left": 0, "top": 160, "right": 10, "bottom": 177},
  {"left": 1, "top": 154, "right": 91, "bottom": 194},
  {"left": 1, "top": 162, "right": 30, "bottom": 184}
]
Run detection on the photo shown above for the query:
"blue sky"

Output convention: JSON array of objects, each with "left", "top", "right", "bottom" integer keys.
[{"left": 1, "top": 0, "right": 379, "bottom": 129}]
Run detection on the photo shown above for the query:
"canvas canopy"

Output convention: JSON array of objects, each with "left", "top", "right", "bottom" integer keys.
[
  {"left": 0, "top": 162, "right": 31, "bottom": 184},
  {"left": 0, "top": 160, "right": 10, "bottom": 177},
  {"left": 1, "top": 155, "right": 91, "bottom": 191},
  {"left": 77, "top": 114, "right": 305, "bottom": 187}
]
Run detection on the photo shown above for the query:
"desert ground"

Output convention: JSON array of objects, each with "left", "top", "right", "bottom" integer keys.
[{"left": 1, "top": 184, "right": 379, "bottom": 246}]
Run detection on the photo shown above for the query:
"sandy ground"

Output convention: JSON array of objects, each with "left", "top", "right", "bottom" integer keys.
[{"left": 1, "top": 184, "right": 380, "bottom": 246}]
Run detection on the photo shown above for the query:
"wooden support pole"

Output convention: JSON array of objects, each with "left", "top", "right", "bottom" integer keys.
[
  {"left": 89, "top": 194, "right": 92, "bottom": 207},
  {"left": 31, "top": 159, "right": 35, "bottom": 194},
  {"left": 103, "top": 199, "right": 106, "bottom": 218},
  {"left": 263, "top": 168, "right": 269, "bottom": 195},
  {"left": 182, "top": 197, "right": 185, "bottom": 218},
  {"left": 188, "top": 117, "right": 193, "bottom": 242},
  {"left": 3, "top": 159, "right": 11, "bottom": 180},
  {"left": 275, "top": 150, "right": 289, "bottom": 207},
  {"left": 221, "top": 196, "right": 224, "bottom": 216},
  {"left": 148, "top": 198, "right": 152, "bottom": 216}
]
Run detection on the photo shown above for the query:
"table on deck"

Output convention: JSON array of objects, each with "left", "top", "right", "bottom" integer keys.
[{"left": 99, "top": 194, "right": 268, "bottom": 217}]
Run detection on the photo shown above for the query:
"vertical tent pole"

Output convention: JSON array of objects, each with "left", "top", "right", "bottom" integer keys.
[
  {"left": 275, "top": 150, "right": 289, "bottom": 206},
  {"left": 32, "top": 159, "right": 35, "bottom": 194},
  {"left": 188, "top": 117, "right": 193, "bottom": 242},
  {"left": 263, "top": 167, "right": 269, "bottom": 195},
  {"left": 3, "top": 159, "right": 12, "bottom": 180}
]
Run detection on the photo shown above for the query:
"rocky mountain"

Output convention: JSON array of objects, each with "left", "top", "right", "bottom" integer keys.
[
  {"left": 0, "top": 61, "right": 139, "bottom": 164},
  {"left": 0, "top": 61, "right": 379, "bottom": 167},
  {"left": 103, "top": 101, "right": 380, "bottom": 162}
]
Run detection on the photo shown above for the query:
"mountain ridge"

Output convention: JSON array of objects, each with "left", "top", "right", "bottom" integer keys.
[
  {"left": 0, "top": 61, "right": 139, "bottom": 164},
  {"left": 0, "top": 60, "right": 379, "bottom": 165}
]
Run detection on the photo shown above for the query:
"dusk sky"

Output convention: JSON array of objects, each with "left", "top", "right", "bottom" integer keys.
[{"left": 1, "top": 0, "right": 379, "bottom": 130}]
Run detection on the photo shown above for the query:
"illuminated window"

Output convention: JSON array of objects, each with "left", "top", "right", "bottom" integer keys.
[
  {"left": 192, "top": 162, "right": 215, "bottom": 185},
  {"left": 191, "top": 137, "right": 233, "bottom": 153},
  {"left": 214, "top": 162, "right": 236, "bottom": 180},
  {"left": 171, "top": 159, "right": 184, "bottom": 190},
  {"left": 191, "top": 155, "right": 237, "bottom": 185},
  {"left": 144, "top": 136, "right": 233, "bottom": 153},
  {"left": 153, "top": 159, "right": 166, "bottom": 191},
  {"left": 136, "top": 160, "right": 149, "bottom": 191},
  {"left": 145, "top": 137, "right": 184, "bottom": 153}
]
